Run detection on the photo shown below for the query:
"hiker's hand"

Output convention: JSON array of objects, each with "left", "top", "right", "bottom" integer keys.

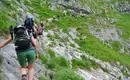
[{"left": 36, "top": 53, "right": 39, "bottom": 60}]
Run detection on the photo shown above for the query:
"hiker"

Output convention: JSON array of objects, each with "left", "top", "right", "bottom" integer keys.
[
  {"left": 0, "top": 25, "right": 39, "bottom": 80},
  {"left": 24, "top": 16, "right": 37, "bottom": 39},
  {"left": 37, "top": 21, "right": 44, "bottom": 35}
]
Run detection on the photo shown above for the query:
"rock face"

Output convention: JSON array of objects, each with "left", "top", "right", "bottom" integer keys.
[
  {"left": 50, "top": 0, "right": 92, "bottom": 15},
  {"left": 0, "top": 40, "right": 20, "bottom": 80},
  {"left": 118, "top": 1, "right": 130, "bottom": 13},
  {"left": 38, "top": 28, "right": 130, "bottom": 80},
  {"left": 77, "top": 69, "right": 116, "bottom": 80},
  {"left": 87, "top": 16, "right": 130, "bottom": 54}
]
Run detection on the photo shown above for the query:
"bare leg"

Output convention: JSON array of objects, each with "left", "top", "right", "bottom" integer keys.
[
  {"left": 20, "top": 67, "right": 27, "bottom": 75},
  {"left": 20, "top": 67, "right": 27, "bottom": 80},
  {"left": 28, "top": 63, "right": 34, "bottom": 80}
]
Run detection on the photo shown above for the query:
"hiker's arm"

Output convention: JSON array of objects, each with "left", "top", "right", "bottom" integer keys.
[
  {"left": 0, "top": 36, "right": 12, "bottom": 48},
  {"left": 31, "top": 36, "right": 39, "bottom": 60},
  {"left": 31, "top": 36, "right": 38, "bottom": 51}
]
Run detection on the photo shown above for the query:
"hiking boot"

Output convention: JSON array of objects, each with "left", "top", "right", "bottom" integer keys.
[{"left": 22, "top": 74, "right": 27, "bottom": 80}]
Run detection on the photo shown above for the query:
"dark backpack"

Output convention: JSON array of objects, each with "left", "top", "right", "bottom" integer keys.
[{"left": 10, "top": 25, "right": 31, "bottom": 50}]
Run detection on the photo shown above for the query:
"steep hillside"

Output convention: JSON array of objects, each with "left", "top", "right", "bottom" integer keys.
[{"left": 0, "top": 0, "right": 130, "bottom": 80}]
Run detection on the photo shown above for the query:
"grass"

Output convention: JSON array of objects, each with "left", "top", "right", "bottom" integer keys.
[
  {"left": 55, "top": 68, "right": 83, "bottom": 80},
  {"left": 72, "top": 58, "right": 98, "bottom": 69},
  {"left": 72, "top": 55, "right": 99, "bottom": 69},
  {"left": 47, "top": 48, "right": 55, "bottom": 58},
  {"left": 39, "top": 55, "right": 47, "bottom": 64},
  {"left": 102, "top": 68, "right": 109, "bottom": 73},
  {"left": 39, "top": 77, "right": 46, "bottom": 80},
  {"left": 0, "top": 10, "right": 15, "bottom": 33},
  {"left": 70, "top": 43, "right": 76, "bottom": 48},
  {"left": 116, "top": 14, "right": 130, "bottom": 40},
  {"left": 46, "top": 57, "right": 69, "bottom": 70},
  {"left": 30, "top": 0, "right": 63, "bottom": 20},
  {"left": 121, "top": 69, "right": 130, "bottom": 77},
  {"left": 111, "top": 41, "right": 121, "bottom": 52},
  {"left": 47, "top": 34, "right": 55, "bottom": 41},
  {"left": 75, "top": 33, "right": 130, "bottom": 68},
  {"left": 0, "top": 1, "right": 17, "bottom": 33}
]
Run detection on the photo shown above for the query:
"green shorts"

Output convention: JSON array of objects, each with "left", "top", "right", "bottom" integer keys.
[{"left": 17, "top": 50, "right": 36, "bottom": 67}]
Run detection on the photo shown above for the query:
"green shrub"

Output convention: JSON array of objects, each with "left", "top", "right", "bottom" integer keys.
[
  {"left": 121, "top": 69, "right": 130, "bottom": 77},
  {"left": 47, "top": 34, "right": 55, "bottom": 41},
  {"left": 47, "top": 48, "right": 55, "bottom": 58},
  {"left": 72, "top": 57, "right": 99, "bottom": 69},
  {"left": 0, "top": 11, "right": 14, "bottom": 33},
  {"left": 62, "top": 28, "right": 68, "bottom": 33},
  {"left": 72, "top": 59, "right": 86, "bottom": 69},
  {"left": 39, "top": 55, "right": 47, "bottom": 64},
  {"left": 1, "top": 0, "right": 11, "bottom": 7},
  {"left": 47, "top": 57, "right": 69, "bottom": 69},
  {"left": 55, "top": 68, "right": 83, "bottom": 80},
  {"left": 116, "top": 14, "right": 130, "bottom": 40},
  {"left": 48, "top": 43, "right": 56, "bottom": 47},
  {"left": 102, "top": 68, "right": 108, "bottom": 73},
  {"left": 81, "top": 55, "right": 99, "bottom": 69},
  {"left": 111, "top": 41, "right": 121, "bottom": 52},
  {"left": 39, "top": 77, "right": 46, "bottom": 80},
  {"left": 55, "top": 34, "right": 60, "bottom": 39},
  {"left": 70, "top": 43, "right": 76, "bottom": 48}
]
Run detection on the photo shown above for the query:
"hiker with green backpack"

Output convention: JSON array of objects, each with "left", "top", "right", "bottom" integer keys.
[{"left": 0, "top": 25, "right": 39, "bottom": 80}]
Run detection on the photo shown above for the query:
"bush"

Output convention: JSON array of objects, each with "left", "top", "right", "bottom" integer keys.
[
  {"left": 72, "top": 56, "right": 99, "bottom": 69},
  {"left": 0, "top": 11, "right": 11, "bottom": 33},
  {"left": 39, "top": 55, "right": 47, "bottom": 64},
  {"left": 47, "top": 49, "right": 55, "bottom": 58},
  {"left": 39, "top": 77, "right": 46, "bottom": 80},
  {"left": 47, "top": 57, "right": 69, "bottom": 69},
  {"left": 55, "top": 68, "right": 83, "bottom": 80},
  {"left": 111, "top": 41, "right": 121, "bottom": 52}
]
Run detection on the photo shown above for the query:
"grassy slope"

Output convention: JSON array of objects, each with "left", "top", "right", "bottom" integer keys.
[
  {"left": 29, "top": 0, "right": 130, "bottom": 70},
  {"left": 0, "top": 0, "right": 17, "bottom": 33}
]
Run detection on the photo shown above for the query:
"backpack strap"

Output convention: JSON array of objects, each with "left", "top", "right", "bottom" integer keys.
[
  {"left": 25, "top": 28, "right": 31, "bottom": 39},
  {"left": 30, "top": 18, "right": 33, "bottom": 26},
  {"left": 9, "top": 25, "right": 14, "bottom": 40}
]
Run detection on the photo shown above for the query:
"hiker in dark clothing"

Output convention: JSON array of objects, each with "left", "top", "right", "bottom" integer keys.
[
  {"left": 0, "top": 25, "right": 39, "bottom": 80},
  {"left": 24, "top": 16, "right": 37, "bottom": 39}
]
